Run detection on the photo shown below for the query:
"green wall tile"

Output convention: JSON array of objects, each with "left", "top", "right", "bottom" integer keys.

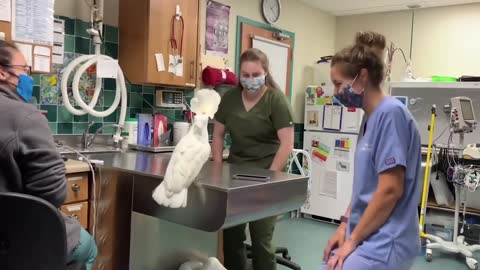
[
  {"left": 60, "top": 16, "right": 75, "bottom": 35},
  {"left": 104, "top": 109, "right": 118, "bottom": 123},
  {"left": 104, "top": 90, "right": 116, "bottom": 106},
  {"left": 32, "top": 74, "right": 41, "bottom": 86},
  {"left": 104, "top": 25, "right": 119, "bottom": 43},
  {"left": 88, "top": 107, "right": 104, "bottom": 123},
  {"left": 142, "top": 94, "right": 154, "bottom": 108},
  {"left": 105, "top": 42, "right": 118, "bottom": 59},
  {"left": 143, "top": 85, "right": 155, "bottom": 94},
  {"left": 73, "top": 123, "right": 88, "bottom": 134},
  {"left": 104, "top": 78, "right": 116, "bottom": 90},
  {"left": 88, "top": 123, "right": 103, "bottom": 133},
  {"left": 130, "top": 84, "right": 142, "bottom": 93},
  {"left": 58, "top": 106, "right": 73, "bottom": 123},
  {"left": 175, "top": 110, "right": 184, "bottom": 121},
  {"left": 129, "top": 93, "right": 143, "bottom": 108},
  {"left": 75, "top": 37, "right": 90, "bottom": 54},
  {"left": 57, "top": 123, "right": 73, "bottom": 134},
  {"left": 129, "top": 108, "right": 142, "bottom": 119},
  {"left": 75, "top": 19, "right": 90, "bottom": 38},
  {"left": 48, "top": 123, "right": 58, "bottom": 134},
  {"left": 64, "top": 35, "right": 75, "bottom": 53},
  {"left": 74, "top": 112, "right": 89, "bottom": 123},
  {"left": 40, "top": 105, "right": 57, "bottom": 122},
  {"left": 33, "top": 86, "right": 40, "bottom": 102}
]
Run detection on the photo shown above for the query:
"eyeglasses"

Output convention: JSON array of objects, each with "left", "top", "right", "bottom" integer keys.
[{"left": 1, "top": 64, "right": 32, "bottom": 76}]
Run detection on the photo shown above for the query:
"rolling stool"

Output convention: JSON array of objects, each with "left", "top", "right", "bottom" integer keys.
[{"left": 245, "top": 243, "right": 301, "bottom": 270}]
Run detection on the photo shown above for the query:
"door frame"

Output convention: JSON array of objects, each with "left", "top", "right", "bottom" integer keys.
[{"left": 235, "top": 16, "right": 295, "bottom": 100}]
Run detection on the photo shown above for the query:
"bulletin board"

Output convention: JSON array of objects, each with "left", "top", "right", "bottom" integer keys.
[
  {"left": 252, "top": 36, "right": 289, "bottom": 95},
  {"left": 0, "top": 0, "right": 54, "bottom": 74}
]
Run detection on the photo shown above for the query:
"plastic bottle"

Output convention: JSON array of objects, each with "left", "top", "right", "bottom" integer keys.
[{"left": 124, "top": 118, "right": 138, "bottom": 145}]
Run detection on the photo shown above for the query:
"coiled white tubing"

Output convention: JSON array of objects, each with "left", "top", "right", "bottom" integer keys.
[{"left": 60, "top": 54, "right": 127, "bottom": 131}]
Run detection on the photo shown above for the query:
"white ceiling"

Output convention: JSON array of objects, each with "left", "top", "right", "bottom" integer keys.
[{"left": 299, "top": 0, "right": 480, "bottom": 16}]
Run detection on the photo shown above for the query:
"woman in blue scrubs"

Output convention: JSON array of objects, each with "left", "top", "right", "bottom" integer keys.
[{"left": 320, "top": 35, "right": 422, "bottom": 270}]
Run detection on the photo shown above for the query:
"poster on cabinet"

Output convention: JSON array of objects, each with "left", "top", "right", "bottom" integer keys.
[{"left": 205, "top": 0, "right": 230, "bottom": 56}]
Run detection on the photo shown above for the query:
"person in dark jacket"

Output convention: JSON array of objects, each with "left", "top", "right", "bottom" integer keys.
[{"left": 0, "top": 40, "right": 97, "bottom": 270}]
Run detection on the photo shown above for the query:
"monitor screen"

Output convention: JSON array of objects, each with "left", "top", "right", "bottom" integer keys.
[
  {"left": 394, "top": 96, "right": 408, "bottom": 106},
  {"left": 460, "top": 99, "right": 475, "bottom": 121}
]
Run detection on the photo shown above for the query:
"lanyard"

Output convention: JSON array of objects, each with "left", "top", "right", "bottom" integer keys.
[{"left": 170, "top": 15, "right": 184, "bottom": 59}]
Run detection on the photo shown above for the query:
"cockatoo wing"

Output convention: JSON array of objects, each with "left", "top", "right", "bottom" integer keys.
[
  {"left": 163, "top": 133, "right": 211, "bottom": 193},
  {"left": 151, "top": 181, "right": 187, "bottom": 208}
]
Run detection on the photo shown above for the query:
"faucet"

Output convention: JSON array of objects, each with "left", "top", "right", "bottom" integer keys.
[{"left": 82, "top": 122, "right": 125, "bottom": 150}]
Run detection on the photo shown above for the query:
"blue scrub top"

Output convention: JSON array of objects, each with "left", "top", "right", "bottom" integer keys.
[{"left": 348, "top": 97, "right": 422, "bottom": 264}]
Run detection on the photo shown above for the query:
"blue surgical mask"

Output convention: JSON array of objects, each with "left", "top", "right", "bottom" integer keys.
[
  {"left": 334, "top": 74, "right": 364, "bottom": 108},
  {"left": 15, "top": 74, "right": 34, "bottom": 102},
  {"left": 5, "top": 71, "right": 34, "bottom": 102},
  {"left": 240, "top": 75, "right": 266, "bottom": 93}
]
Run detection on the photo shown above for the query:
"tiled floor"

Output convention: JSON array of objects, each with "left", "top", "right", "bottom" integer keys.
[{"left": 271, "top": 218, "right": 477, "bottom": 270}]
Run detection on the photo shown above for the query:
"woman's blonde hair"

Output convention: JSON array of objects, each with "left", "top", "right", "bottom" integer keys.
[{"left": 239, "top": 48, "right": 281, "bottom": 90}]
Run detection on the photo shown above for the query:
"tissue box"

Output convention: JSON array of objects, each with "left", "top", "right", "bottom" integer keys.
[{"left": 137, "top": 114, "right": 153, "bottom": 146}]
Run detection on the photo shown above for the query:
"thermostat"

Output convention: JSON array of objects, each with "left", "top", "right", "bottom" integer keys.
[{"left": 156, "top": 90, "right": 184, "bottom": 108}]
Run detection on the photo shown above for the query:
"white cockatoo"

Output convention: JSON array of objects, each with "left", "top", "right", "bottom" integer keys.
[
  {"left": 179, "top": 257, "right": 227, "bottom": 270},
  {"left": 152, "top": 89, "right": 221, "bottom": 208}
]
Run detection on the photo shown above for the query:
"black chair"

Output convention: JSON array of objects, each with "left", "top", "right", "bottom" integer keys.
[
  {"left": 0, "top": 192, "right": 86, "bottom": 270},
  {"left": 246, "top": 243, "right": 301, "bottom": 270}
]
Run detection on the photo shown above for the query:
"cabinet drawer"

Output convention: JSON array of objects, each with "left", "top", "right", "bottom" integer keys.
[
  {"left": 60, "top": 202, "right": 89, "bottom": 229},
  {"left": 65, "top": 173, "right": 89, "bottom": 204}
]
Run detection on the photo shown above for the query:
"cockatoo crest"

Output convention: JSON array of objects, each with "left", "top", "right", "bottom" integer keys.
[{"left": 190, "top": 89, "right": 221, "bottom": 119}]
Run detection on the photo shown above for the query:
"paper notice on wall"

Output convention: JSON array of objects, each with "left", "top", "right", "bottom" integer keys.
[
  {"left": 15, "top": 43, "right": 32, "bottom": 67},
  {"left": 0, "top": 0, "right": 11, "bottom": 22},
  {"left": 319, "top": 170, "right": 337, "bottom": 199},
  {"left": 323, "top": 105, "right": 342, "bottom": 130},
  {"left": 155, "top": 53, "right": 165, "bottom": 72},
  {"left": 13, "top": 0, "right": 54, "bottom": 45},
  {"left": 33, "top": 55, "right": 50, "bottom": 72},
  {"left": 34, "top": 46, "right": 51, "bottom": 56}
]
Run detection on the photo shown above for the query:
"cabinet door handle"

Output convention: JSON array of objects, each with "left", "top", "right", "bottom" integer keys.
[
  {"left": 190, "top": 61, "right": 195, "bottom": 80},
  {"left": 71, "top": 184, "right": 81, "bottom": 192}
]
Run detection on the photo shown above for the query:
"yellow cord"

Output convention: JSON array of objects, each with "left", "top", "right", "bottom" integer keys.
[{"left": 419, "top": 106, "right": 437, "bottom": 238}]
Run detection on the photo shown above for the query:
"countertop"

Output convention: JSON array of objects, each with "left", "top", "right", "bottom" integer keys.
[
  {"left": 64, "top": 159, "right": 90, "bottom": 174},
  {"left": 63, "top": 150, "right": 308, "bottom": 231},
  {"left": 81, "top": 150, "right": 304, "bottom": 191}
]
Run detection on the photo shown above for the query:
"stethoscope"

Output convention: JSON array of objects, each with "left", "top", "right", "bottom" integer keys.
[{"left": 169, "top": 13, "right": 184, "bottom": 66}]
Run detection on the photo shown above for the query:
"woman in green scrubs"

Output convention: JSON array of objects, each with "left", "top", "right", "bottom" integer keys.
[{"left": 212, "top": 48, "right": 294, "bottom": 270}]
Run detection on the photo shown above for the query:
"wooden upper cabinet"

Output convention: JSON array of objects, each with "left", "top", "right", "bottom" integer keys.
[{"left": 119, "top": 0, "right": 199, "bottom": 88}]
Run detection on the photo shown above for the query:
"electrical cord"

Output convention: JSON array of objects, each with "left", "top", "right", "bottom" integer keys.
[{"left": 58, "top": 145, "right": 98, "bottom": 239}]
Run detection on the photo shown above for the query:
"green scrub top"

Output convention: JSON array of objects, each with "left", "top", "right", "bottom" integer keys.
[{"left": 215, "top": 87, "right": 294, "bottom": 169}]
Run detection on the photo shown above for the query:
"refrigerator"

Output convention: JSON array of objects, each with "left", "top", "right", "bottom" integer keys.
[{"left": 301, "top": 85, "right": 364, "bottom": 221}]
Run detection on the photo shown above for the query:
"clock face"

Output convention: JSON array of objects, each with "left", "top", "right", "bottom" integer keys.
[{"left": 262, "top": 0, "right": 281, "bottom": 24}]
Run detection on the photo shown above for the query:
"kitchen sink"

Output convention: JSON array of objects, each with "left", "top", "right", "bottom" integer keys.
[{"left": 57, "top": 144, "right": 121, "bottom": 155}]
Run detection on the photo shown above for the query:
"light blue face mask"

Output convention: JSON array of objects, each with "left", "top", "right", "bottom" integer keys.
[{"left": 240, "top": 75, "right": 266, "bottom": 93}]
